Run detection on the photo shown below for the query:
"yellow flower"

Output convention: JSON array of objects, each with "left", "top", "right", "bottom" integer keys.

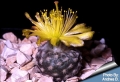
[{"left": 22, "top": 1, "right": 94, "bottom": 47}]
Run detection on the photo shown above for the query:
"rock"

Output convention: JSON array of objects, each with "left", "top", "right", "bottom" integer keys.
[
  {"left": 4, "top": 40, "right": 13, "bottom": 49},
  {"left": 32, "top": 48, "right": 38, "bottom": 58},
  {"left": 31, "top": 77, "right": 38, "bottom": 82},
  {"left": 10, "top": 73, "right": 29, "bottom": 82},
  {"left": 101, "top": 48, "right": 113, "bottom": 62},
  {"left": 66, "top": 76, "right": 79, "bottom": 82},
  {"left": 0, "top": 32, "right": 114, "bottom": 82},
  {"left": 0, "top": 66, "right": 8, "bottom": 81},
  {"left": 106, "top": 57, "right": 113, "bottom": 62},
  {"left": 5, "top": 77, "right": 12, "bottom": 82},
  {"left": 0, "top": 40, "right": 5, "bottom": 54},
  {"left": 79, "top": 69, "right": 95, "bottom": 80},
  {"left": 28, "top": 66, "right": 40, "bottom": 79},
  {"left": 17, "top": 73, "right": 30, "bottom": 82},
  {"left": 100, "top": 38, "right": 105, "bottom": 44},
  {"left": 84, "top": 62, "right": 91, "bottom": 69},
  {"left": 32, "top": 42, "right": 38, "bottom": 48},
  {"left": 31, "top": 73, "right": 53, "bottom": 82},
  {"left": 11, "top": 67, "right": 28, "bottom": 77},
  {"left": 20, "top": 59, "right": 35, "bottom": 71},
  {"left": 102, "top": 48, "right": 112, "bottom": 59},
  {"left": 16, "top": 50, "right": 32, "bottom": 66},
  {"left": 19, "top": 43, "right": 34, "bottom": 56},
  {"left": 34, "top": 73, "right": 42, "bottom": 78},
  {"left": 0, "top": 57, "right": 6, "bottom": 66},
  {"left": 35, "top": 73, "right": 53, "bottom": 82},
  {"left": 0, "top": 39, "right": 6, "bottom": 43},
  {"left": 21, "top": 38, "right": 31, "bottom": 44},
  {"left": 91, "top": 44, "right": 106, "bottom": 57},
  {"left": 18, "top": 38, "right": 22, "bottom": 44},
  {"left": 1, "top": 45, "right": 17, "bottom": 59},
  {"left": 8, "top": 63, "right": 20, "bottom": 69},
  {"left": 6, "top": 55, "right": 16, "bottom": 67},
  {"left": 3, "top": 32, "right": 17, "bottom": 43},
  {"left": 12, "top": 43, "right": 18, "bottom": 49},
  {"left": 10, "top": 67, "right": 29, "bottom": 82},
  {"left": 90, "top": 57, "right": 107, "bottom": 69},
  {"left": 37, "top": 76, "right": 53, "bottom": 82},
  {"left": 25, "top": 80, "right": 33, "bottom": 82},
  {"left": 28, "top": 36, "right": 38, "bottom": 43},
  {"left": 10, "top": 74, "right": 20, "bottom": 82}
]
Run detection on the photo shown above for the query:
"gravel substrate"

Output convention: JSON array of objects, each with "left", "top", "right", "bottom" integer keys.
[{"left": 0, "top": 32, "right": 113, "bottom": 82}]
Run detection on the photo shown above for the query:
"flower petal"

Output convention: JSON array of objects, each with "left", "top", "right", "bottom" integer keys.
[
  {"left": 60, "top": 36, "right": 84, "bottom": 47},
  {"left": 74, "top": 31, "right": 95, "bottom": 40},
  {"left": 50, "top": 37, "right": 59, "bottom": 46},
  {"left": 30, "top": 30, "right": 48, "bottom": 39},
  {"left": 65, "top": 23, "right": 92, "bottom": 35},
  {"left": 22, "top": 29, "right": 34, "bottom": 38}
]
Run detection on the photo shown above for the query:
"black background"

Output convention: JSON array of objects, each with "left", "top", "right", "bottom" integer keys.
[{"left": 0, "top": 0, "right": 119, "bottom": 65}]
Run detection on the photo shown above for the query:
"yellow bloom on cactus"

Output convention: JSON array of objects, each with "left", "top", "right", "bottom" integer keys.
[{"left": 22, "top": 1, "right": 94, "bottom": 47}]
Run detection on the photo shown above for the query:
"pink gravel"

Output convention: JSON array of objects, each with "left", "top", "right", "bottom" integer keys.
[{"left": 0, "top": 32, "right": 113, "bottom": 82}]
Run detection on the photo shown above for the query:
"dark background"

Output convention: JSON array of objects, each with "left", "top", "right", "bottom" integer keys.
[{"left": 0, "top": 0, "right": 119, "bottom": 65}]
